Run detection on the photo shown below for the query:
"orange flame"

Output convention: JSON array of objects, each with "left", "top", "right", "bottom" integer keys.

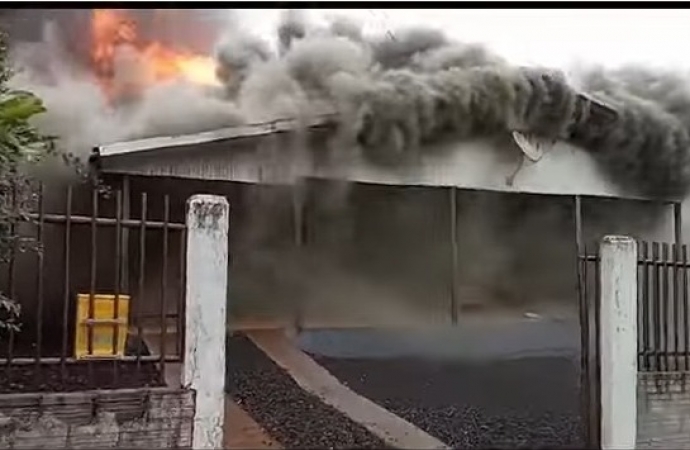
[{"left": 90, "top": 9, "right": 219, "bottom": 102}]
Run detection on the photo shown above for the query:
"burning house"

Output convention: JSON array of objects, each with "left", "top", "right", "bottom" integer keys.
[
  {"left": 86, "top": 107, "right": 679, "bottom": 331},
  {"left": 1, "top": 9, "right": 688, "bottom": 342}
]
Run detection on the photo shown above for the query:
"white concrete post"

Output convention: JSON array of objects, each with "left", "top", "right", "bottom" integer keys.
[
  {"left": 183, "top": 195, "right": 229, "bottom": 449},
  {"left": 599, "top": 235, "right": 638, "bottom": 450}
]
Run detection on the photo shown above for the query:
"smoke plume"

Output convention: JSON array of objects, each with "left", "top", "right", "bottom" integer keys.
[
  {"left": 4, "top": 9, "right": 689, "bottom": 332},
  {"left": 4, "top": 9, "right": 690, "bottom": 199}
]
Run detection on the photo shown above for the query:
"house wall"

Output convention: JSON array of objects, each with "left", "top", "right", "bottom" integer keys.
[{"left": 0, "top": 387, "right": 194, "bottom": 448}]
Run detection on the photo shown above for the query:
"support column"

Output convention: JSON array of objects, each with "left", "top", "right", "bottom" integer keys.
[
  {"left": 292, "top": 180, "right": 306, "bottom": 331},
  {"left": 673, "top": 201, "right": 683, "bottom": 246},
  {"left": 449, "top": 186, "right": 458, "bottom": 325},
  {"left": 599, "top": 235, "right": 638, "bottom": 450},
  {"left": 183, "top": 195, "right": 229, "bottom": 449}
]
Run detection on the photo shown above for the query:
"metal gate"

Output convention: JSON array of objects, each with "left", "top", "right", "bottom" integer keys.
[
  {"left": 0, "top": 181, "right": 187, "bottom": 393},
  {"left": 577, "top": 241, "right": 601, "bottom": 449},
  {"left": 577, "top": 235, "right": 690, "bottom": 448},
  {"left": 636, "top": 242, "right": 690, "bottom": 373}
]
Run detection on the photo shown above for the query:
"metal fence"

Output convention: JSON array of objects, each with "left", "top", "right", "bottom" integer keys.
[
  {"left": 0, "top": 182, "right": 186, "bottom": 392},
  {"left": 577, "top": 238, "right": 690, "bottom": 447},
  {"left": 577, "top": 244, "right": 601, "bottom": 450},
  {"left": 637, "top": 242, "right": 690, "bottom": 373}
]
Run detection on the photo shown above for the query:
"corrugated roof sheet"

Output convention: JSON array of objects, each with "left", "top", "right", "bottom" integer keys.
[{"left": 89, "top": 96, "right": 674, "bottom": 201}]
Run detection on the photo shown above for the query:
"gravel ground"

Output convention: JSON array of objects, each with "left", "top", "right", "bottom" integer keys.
[
  {"left": 312, "top": 354, "right": 584, "bottom": 449},
  {"left": 226, "top": 334, "right": 391, "bottom": 449}
]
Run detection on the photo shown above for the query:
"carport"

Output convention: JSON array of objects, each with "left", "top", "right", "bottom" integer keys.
[{"left": 89, "top": 112, "right": 682, "bottom": 330}]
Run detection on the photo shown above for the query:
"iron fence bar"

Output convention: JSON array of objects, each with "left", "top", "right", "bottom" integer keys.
[
  {"left": 0, "top": 355, "right": 182, "bottom": 365},
  {"left": 60, "top": 186, "right": 73, "bottom": 381},
  {"left": 673, "top": 243, "right": 681, "bottom": 371},
  {"left": 574, "top": 195, "right": 591, "bottom": 448},
  {"left": 87, "top": 188, "right": 99, "bottom": 383},
  {"left": 137, "top": 192, "right": 147, "bottom": 373},
  {"left": 674, "top": 201, "right": 683, "bottom": 372},
  {"left": 653, "top": 243, "right": 662, "bottom": 372},
  {"left": 642, "top": 242, "right": 651, "bottom": 372},
  {"left": 112, "top": 189, "right": 122, "bottom": 385},
  {"left": 583, "top": 243, "right": 596, "bottom": 450},
  {"left": 635, "top": 258, "right": 690, "bottom": 268},
  {"left": 5, "top": 182, "right": 18, "bottom": 377},
  {"left": 645, "top": 245, "right": 656, "bottom": 370},
  {"left": 177, "top": 229, "right": 186, "bottom": 360},
  {"left": 593, "top": 250, "right": 602, "bottom": 449},
  {"left": 138, "top": 312, "right": 180, "bottom": 320},
  {"left": 574, "top": 195, "right": 583, "bottom": 254},
  {"left": 639, "top": 349, "right": 690, "bottom": 356},
  {"left": 121, "top": 176, "right": 130, "bottom": 294},
  {"left": 159, "top": 195, "right": 170, "bottom": 380},
  {"left": 681, "top": 244, "right": 690, "bottom": 371},
  {"left": 662, "top": 243, "right": 670, "bottom": 372},
  {"left": 34, "top": 182, "right": 45, "bottom": 383},
  {"left": 25, "top": 213, "right": 185, "bottom": 230},
  {"left": 674, "top": 201, "right": 683, "bottom": 248},
  {"left": 637, "top": 251, "right": 643, "bottom": 369},
  {"left": 637, "top": 258, "right": 690, "bottom": 269},
  {"left": 449, "top": 186, "right": 458, "bottom": 325}
]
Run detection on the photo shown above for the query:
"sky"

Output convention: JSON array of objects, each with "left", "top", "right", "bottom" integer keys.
[{"left": 236, "top": 8, "right": 690, "bottom": 73}]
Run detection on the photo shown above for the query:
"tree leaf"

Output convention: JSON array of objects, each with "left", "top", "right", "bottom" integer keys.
[{"left": 0, "top": 91, "right": 46, "bottom": 123}]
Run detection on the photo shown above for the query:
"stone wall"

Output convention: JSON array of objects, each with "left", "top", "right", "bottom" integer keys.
[
  {"left": 0, "top": 387, "right": 194, "bottom": 449},
  {"left": 637, "top": 372, "right": 690, "bottom": 449}
]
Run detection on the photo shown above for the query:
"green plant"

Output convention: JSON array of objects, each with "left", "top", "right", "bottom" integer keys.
[{"left": 0, "top": 31, "right": 55, "bottom": 332}]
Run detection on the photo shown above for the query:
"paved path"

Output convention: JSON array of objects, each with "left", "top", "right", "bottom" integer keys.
[
  {"left": 247, "top": 328, "right": 449, "bottom": 449},
  {"left": 297, "top": 317, "right": 580, "bottom": 361}
]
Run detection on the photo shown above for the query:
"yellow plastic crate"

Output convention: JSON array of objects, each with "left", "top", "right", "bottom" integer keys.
[{"left": 74, "top": 294, "right": 130, "bottom": 359}]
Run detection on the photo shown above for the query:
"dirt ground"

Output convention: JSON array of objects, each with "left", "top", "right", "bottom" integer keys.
[
  {"left": 225, "top": 398, "right": 281, "bottom": 449},
  {"left": 0, "top": 332, "right": 164, "bottom": 393}
]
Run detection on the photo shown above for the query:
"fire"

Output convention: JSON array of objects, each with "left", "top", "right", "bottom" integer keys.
[{"left": 90, "top": 9, "right": 219, "bottom": 101}]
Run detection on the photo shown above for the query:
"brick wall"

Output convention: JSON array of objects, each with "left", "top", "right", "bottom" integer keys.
[
  {"left": 0, "top": 387, "right": 194, "bottom": 449},
  {"left": 637, "top": 372, "right": 690, "bottom": 449}
]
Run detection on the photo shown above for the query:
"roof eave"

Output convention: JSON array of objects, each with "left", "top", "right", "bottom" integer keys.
[{"left": 93, "top": 113, "right": 338, "bottom": 160}]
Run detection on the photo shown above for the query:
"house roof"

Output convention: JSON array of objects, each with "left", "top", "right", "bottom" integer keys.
[
  {"left": 94, "top": 94, "right": 616, "bottom": 158},
  {"left": 94, "top": 113, "right": 337, "bottom": 158},
  {"left": 89, "top": 94, "right": 672, "bottom": 203}
]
